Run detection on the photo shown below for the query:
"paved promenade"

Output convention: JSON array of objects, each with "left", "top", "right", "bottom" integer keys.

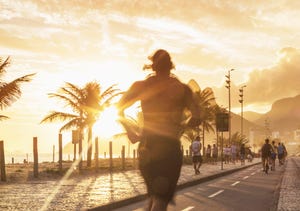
[
  {"left": 0, "top": 158, "right": 261, "bottom": 211},
  {"left": 277, "top": 156, "right": 300, "bottom": 211}
]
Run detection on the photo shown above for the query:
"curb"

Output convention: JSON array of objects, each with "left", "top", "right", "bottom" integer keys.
[{"left": 87, "top": 162, "right": 261, "bottom": 211}]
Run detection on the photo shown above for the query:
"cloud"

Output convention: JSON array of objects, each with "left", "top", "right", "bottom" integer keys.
[
  {"left": 213, "top": 47, "right": 300, "bottom": 110},
  {"left": 246, "top": 47, "right": 300, "bottom": 100}
]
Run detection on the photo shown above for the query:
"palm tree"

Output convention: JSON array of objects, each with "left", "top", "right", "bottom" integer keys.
[
  {"left": 41, "top": 81, "right": 120, "bottom": 167},
  {"left": 41, "top": 82, "right": 86, "bottom": 169},
  {"left": 192, "top": 86, "right": 216, "bottom": 155},
  {"left": 213, "top": 104, "right": 228, "bottom": 150},
  {"left": 84, "top": 82, "right": 120, "bottom": 167},
  {"left": 230, "top": 132, "right": 248, "bottom": 147},
  {"left": 0, "top": 56, "right": 35, "bottom": 120}
]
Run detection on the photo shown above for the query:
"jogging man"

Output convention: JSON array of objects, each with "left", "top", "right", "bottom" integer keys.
[{"left": 117, "top": 49, "right": 202, "bottom": 211}]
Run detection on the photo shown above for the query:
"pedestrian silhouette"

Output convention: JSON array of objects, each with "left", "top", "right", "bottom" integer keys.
[{"left": 118, "top": 49, "right": 202, "bottom": 211}]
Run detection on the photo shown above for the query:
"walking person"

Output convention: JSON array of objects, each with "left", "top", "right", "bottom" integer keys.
[
  {"left": 240, "top": 143, "right": 246, "bottom": 165},
  {"left": 270, "top": 140, "right": 277, "bottom": 171},
  {"left": 206, "top": 144, "right": 212, "bottom": 163},
  {"left": 282, "top": 142, "right": 288, "bottom": 163},
  {"left": 261, "top": 138, "right": 272, "bottom": 174},
  {"left": 212, "top": 144, "right": 218, "bottom": 164},
  {"left": 231, "top": 143, "right": 237, "bottom": 164},
  {"left": 277, "top": 142, "right": 285, "bottom": 166},
  {"left": 190, "top": 136, "right": 202, "bottom": 175},
  {"left": 117, "top": 49, "right": 202, "bottom": 211},
  {"left": 224, "top": 145, "right": 230, "bottom": 164}
]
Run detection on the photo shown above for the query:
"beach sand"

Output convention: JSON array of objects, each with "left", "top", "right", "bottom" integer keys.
[{"left": 1, "top": 158, "right": 139, "bottom": 183}]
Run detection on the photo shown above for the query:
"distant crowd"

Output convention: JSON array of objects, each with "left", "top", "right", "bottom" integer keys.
[
  {"left": 260, "top": 138, "right": 288, "bottom": 173},
  {"left": 190, "top": 137, "right": 254, "bottom": 175}
]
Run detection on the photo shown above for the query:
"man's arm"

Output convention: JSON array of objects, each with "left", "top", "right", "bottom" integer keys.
[
  {"left": 117, "top": 81, "right": 143, "bottom": 116},
  {"left": 117, "top": 81, "right": 143, "bottom": 143}
]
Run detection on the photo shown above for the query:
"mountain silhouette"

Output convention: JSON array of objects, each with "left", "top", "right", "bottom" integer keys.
[
  {"left": 254, "top": 94, "right": 300, "bottom": 132},
  {"left": 243, "top": 111, "right": 263, "bottom": 122}
]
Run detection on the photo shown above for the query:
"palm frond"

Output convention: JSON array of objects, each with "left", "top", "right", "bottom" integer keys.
[
  {"left": 0, "top": 73, "right": 35, "bottom": 110},
  {"left": 40, "top": 111, "right": 79, "bottom": 123},
  {"left": 100, "top": 84, "right": 119, "bottom": 98},
  {"left": 0, "top": 115, "right": 9, "bottom": 121},
  {"left": 0, "top": 57, "right": 10, "bottom": 76},
  {"left": 64, "top": 82, "right": 84, "bottom": 98},
  {"left": 48, "top": 93, "right": 81, "bottom": 113},
  {"left": 59, "top": 119, "right": 83, "bottom": 133}
]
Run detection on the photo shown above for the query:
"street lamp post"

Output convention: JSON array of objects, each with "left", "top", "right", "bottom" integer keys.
[
  {"left": 239, "top": 85, "right": 246, "bottom": 137},
  {"left": 225, "top": 69, "right": 234, "bottom": 144}
]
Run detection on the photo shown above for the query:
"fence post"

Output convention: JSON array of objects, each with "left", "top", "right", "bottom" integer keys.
[
  {"left": 122, "top": 145, "right": 125, "bottom": 170},
  {"left": 109, "top": 141, "right": 113, "bottom": 172},
  {"left": 133, "top": 149, "right": 136, "bottom": 167},
  {"left": 59, "top": 133, "right": 62, "bottom": 172},
  {"left": 95, "top": 137, "right": 99, "bottom": 171},
  {"left": 52, "top": 145, "right": 55, "bottom": 163},
  {"left": 0, "top": 141, "right": 6, "bottom": 182},
  {"left": 33, "top": 137, "right": 38, "bottom": 178},
  {"left": 78, "top": 131, "right": 83, "bottom": 171}
]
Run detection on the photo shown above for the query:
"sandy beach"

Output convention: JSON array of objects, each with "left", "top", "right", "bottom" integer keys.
[{"left": 1, "top": 158, "right": 139, "bottom": 183}]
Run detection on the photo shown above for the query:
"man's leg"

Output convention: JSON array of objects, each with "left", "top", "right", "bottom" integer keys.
[
  {"left": 151, "top": 196, "right": 168, "bottom": 211},
  {"left": 196, "top": 162, "right": 200, "bottom": 174},
  {"left": 193, "top": 162, "right": 197, "bottom": 174},
  {"left": 145, "top": 197, "right": 153, "bottom": 211},
  {"left": 262, "top": 157, "right": 266, "bottom": 171}
]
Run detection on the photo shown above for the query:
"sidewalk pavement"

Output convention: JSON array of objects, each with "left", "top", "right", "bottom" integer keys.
[
  {"left": 88, "top": 158, "right": 261, "bottom": 211},
  {"left": 277, "top": 156, "right": 300, "bottom": 211},
  {"left": 0, "top": 158, "right": 261, "bottom": 211}
]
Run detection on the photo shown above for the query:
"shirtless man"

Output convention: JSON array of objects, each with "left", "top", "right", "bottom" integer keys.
[{"left": 117, "top": 49, "right": 201, "bottom": 210}]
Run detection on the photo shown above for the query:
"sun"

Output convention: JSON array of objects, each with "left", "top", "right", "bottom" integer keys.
[{"left": 93, "top": 105, "right": 124, "bottom": 139}]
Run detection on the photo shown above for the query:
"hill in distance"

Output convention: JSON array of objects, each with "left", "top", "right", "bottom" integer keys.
[
  {"left": 243, "top": 111, "right": 264, "bottom": 122},
  {"left": 255, "top": 94, "right": 300, "bottom": 132}
]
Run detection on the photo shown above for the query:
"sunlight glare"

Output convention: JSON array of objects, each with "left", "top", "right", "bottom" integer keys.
[{"left": 93, "top": 105, "right": 124, "bottom": 139}]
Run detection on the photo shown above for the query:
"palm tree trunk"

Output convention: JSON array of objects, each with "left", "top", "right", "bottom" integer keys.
[
  {"left": 79, "top": 129, "right": 83, "bottom": 171},
  {"left": 87, "top": 126, "right": 93, "bottom": 167}
]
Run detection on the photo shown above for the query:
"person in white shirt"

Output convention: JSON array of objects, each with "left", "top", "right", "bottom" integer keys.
[
  {"left": 224, "top": 145, "right": 231, "bottom": 164},
  {"left": 190, "top": 136, "right": 202, "bottom": 175}
]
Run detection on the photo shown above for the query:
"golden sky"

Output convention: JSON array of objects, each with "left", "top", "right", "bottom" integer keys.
[{"left": 1, "top": 0, "right": 300, "bottom": 153}]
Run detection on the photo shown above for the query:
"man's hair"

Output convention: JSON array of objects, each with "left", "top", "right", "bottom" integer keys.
[{"left": 143, "top": 49, "right": 174, "bottom": 74}]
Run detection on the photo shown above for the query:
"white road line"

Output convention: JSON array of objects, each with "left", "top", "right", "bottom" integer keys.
[
  {"left": 251, "top": 172, "right": 256, "bottom": 175},
  {"left": 208, "top": 190, "right": 224, "bottom": 198},
  {"left": 182, "top": 206, "right": 195, "bottom": 211},
  {"left": 243, "top": 176, "right": 249, "bottom": 179},
  {"left": 231, "top": 181, "right": 240, "bottom": 186}
]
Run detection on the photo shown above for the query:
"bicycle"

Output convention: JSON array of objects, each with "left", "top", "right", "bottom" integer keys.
[{"left": 262, "top": 156, "right": 270, "bottom": 174}]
